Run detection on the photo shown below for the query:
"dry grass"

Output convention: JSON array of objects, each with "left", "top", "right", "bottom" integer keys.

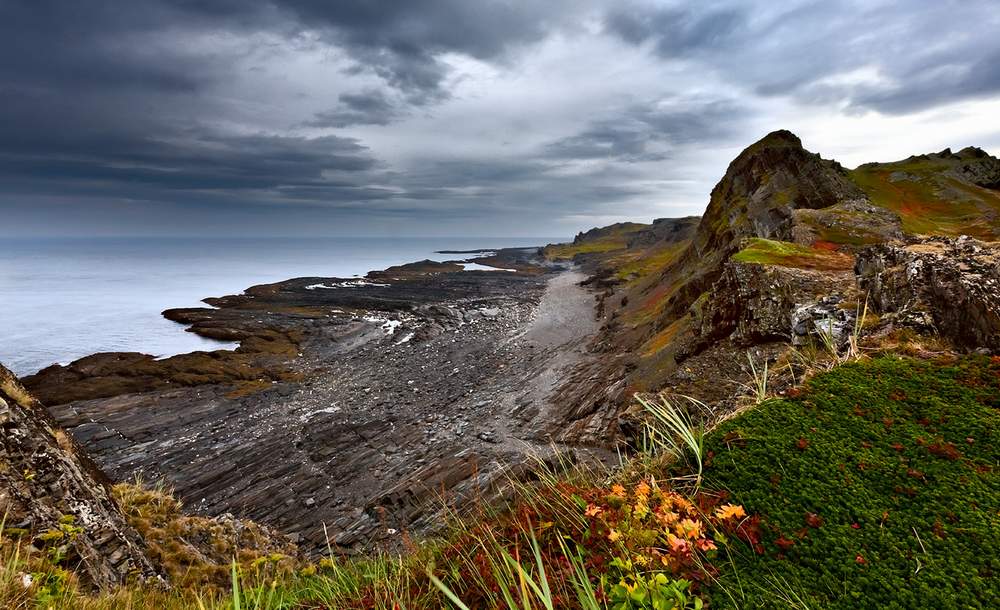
[{"left": 112, "top": 481, "right": 297, "bottom": 594}]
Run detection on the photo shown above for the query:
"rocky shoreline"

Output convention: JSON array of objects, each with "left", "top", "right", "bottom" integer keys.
[{"left": 24, "top": 247, "right": 607, "bottom": 553}]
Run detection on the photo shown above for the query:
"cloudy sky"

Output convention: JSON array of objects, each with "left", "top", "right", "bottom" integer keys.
[{"left": 2, "top": 0, "right": 999, "bottom": 238}]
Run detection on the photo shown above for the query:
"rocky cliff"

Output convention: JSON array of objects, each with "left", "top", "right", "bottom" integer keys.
[
  {"left": 856, "top": 236, "right": 1000, "bottom": 349},
  {"left": 693, "top": 129, "right": 865, "bottom": 254},
  {"left": 0, "top": 363, "right": 156, "bottom": 589},
  {"left": 545, "top": 131, "right": 1000, "bottom": 444}
]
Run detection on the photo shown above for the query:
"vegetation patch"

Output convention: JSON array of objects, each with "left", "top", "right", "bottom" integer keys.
[
  {"left": 704, "top": 355, "right": 1000, "bottom": 608},
  {"left": 543, "top": 238, "right": 631, "bottom": 260},
  {"left": 731, "top": 238, "right": 855, "bottom": 271},
  {"left": 642, "top": 318, "right": 688, "bottom": 357},
  {"left": 850, "top": 164, "right": 1000, "bottom": 239},
  {"left": 543, "top": 223, "right": 649, "bottom": 261},
  {"left": 613, "top": 241, "right": 689, "bottom": 283}
]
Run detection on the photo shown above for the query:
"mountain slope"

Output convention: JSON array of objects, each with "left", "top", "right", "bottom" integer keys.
[
  {"left": 546, "top": 131, "right": 1000, "bottom": 443},
  {"left": 851, "top": 146, "right": 1000, "bottom": 239}
]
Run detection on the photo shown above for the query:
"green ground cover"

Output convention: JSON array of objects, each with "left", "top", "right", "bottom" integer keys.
[
  {"left": 704, "top": 355, "right": 1000, "bottom": 608},
  {"left": 731, "top": 238, "right": 854, "bottom": 271}
]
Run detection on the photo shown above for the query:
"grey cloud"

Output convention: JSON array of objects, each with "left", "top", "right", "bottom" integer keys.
[
  {"left": 272, "top": 1, "right": 570, "bottom": 100},
  {"left": 545, "top": 100, "right": 744, "bottom": 162},
  {"left": 605, "top": 4, "right": 745, "bottom": 57},
  {"left": 607, "top": 0, "right": 1000, "bottom": 115},
  {"left": 1, "top": 0, "right": 999, "bottom": 238},
  {"left": 306, "top": 89, "right": 404, "bottom": 128}
]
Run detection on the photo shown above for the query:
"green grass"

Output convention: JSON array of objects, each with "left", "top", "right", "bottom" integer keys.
[
  {"left": 731, "top": 238, "right": 854, "bottom": 271},
  {"left": 543, "top": 238, "right": 629, "bottom": 259},
  {"left": 613, "top": 241, "right": 689, "bottom": 282},
  {"left": 704, "top": 355, "right": 1000, "bottom": 608},
  {"left": 543, "top": 223, "right": 650, "bottom": 260}
]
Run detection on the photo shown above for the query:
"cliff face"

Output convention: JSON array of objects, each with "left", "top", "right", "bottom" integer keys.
[
  {"left": 856, "top": 236, "right": 1000, "bottom": 349},
  {"left": 0, "top": 363, "right": 156, "bottom": 589},
  {"left": 547, "top": 130, "right": 1000, "bottom": 445}
]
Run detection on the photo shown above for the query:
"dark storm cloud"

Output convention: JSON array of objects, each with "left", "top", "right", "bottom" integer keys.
[
  {"left": 0, "top": 73, "right": 383, "bottom": 205},
  {"left": 268, "top": 0, "right": 568, "bottom": 102},
  {"left": 605, "top": 5, "right": 745, "bottom": 57},
  {"left": 0, "top": 0, "right": 578, "bottom": 224},
  {"left": 545, "top": 100, "right": 744, "bottom": 162},
  {"left": 1, "top": 1, "right": 999, "bottom": 237},
  {"left": 606, "top": 0, "right": 1000, "bottom": 115},
  {"left": 306, "top": 90, "right": 404, "bottom": 128}
]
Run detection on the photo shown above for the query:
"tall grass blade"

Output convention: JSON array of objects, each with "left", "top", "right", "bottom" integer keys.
[
  {"left": 230, "top": 558, "right": 241, "bottom": 610},
  {"left": 425, "top": 568, "right": 472, "bottom": 610},
  {"left": 636, "top": 393, "right": 705, "bottom": 486}
]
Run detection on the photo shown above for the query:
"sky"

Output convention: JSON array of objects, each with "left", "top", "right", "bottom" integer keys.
[{"left": 1, "top": 0, "right": 999, "bottom": 238}]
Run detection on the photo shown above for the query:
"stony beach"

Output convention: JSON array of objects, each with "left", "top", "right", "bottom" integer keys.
[{"left": 25, "top": 247, "right": 604, "bottom": 553}]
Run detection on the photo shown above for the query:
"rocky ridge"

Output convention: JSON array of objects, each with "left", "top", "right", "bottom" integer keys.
[
  {"left": 544, "top": 131, "right": 1000, "bottom": 443},
  {"left": 0, "top": 363, "right": 156, "bottom": 589}
]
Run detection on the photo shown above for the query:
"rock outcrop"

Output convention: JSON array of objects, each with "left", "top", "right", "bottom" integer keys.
[
  {"left": 856, "top": 236, "right": 1000, "bottom": 350},
  {"left": 646, "top": 131, "right": 868, "bottom": 325},
  {"left": 626, "top": 216, "right": 700, "bottom": 249},
  {"left": 692, "top": 130, "right": 865, "bottom": 256},
  {"left": 951, "top": 146, "right": 1000, "bottom": 190},
  {"left": 697, "top": 261, "right": 858, "bottom": 348},
  {"left": 0, "top": 363, "right": 156, "bottom": 589}
]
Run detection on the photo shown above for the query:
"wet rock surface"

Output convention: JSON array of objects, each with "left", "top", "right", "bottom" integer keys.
[
  {"left": 30, "top": 249, "right": 606, "bottom": 554},
  {"left": 856, "top": 236, "right": 1000, "bottom": 350},
  {"left": 0, "top": 364, "right": 157, "bottom": 589}
]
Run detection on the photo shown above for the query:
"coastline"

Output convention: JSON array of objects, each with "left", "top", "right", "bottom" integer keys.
[
  {"left": 2, "top": 237, "right": 560, "bottom": 377},
  {"left": 24, "top": 246, "right": 605, "bottom": 553}
]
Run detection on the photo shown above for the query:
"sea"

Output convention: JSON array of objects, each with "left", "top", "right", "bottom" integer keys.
[{"left": 0, "top": 236, "right": 561, "bottom": 377}]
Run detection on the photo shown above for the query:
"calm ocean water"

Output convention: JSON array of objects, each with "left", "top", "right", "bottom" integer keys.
[{"left": 0, "top": 237, "right": 560, "bottom": 376}]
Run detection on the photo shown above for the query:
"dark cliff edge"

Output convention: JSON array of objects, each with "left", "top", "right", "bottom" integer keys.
[{"left": 0, "top": 363, "right": 157, "bottom": 590}]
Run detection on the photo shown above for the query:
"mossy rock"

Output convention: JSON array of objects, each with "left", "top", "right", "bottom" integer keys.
[{"left": 731, "top": 238, "right": 854, "bottom": 271}]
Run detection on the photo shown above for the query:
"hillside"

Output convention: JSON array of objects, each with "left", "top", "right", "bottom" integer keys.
[
  {"left": 544, "top": 131, "right": 1000, "bottom": 440},
  {"left": 4, "top": 130, "right": 1000, "bottom": 608}
]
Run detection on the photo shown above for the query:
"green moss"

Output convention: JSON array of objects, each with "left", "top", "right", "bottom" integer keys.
[
  {"left": 731, "top": 238, "right": 854, "bottom": 270},
  {"left": 543, "top": 239, "right": 627, "bottom": 259},
  {"left": 614, "top": 241, "right": 689, "bottom": 282},
  {"left": 706, "top": 356, "right": 1000, "bottom": 608},
  {"left": 543, "top": 223, "right": 651, "bottom": 260}
]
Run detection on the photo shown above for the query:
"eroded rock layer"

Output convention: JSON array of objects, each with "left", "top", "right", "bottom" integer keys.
[{"left": 0, "top": 364, "right": 156, "bottom": 589}]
